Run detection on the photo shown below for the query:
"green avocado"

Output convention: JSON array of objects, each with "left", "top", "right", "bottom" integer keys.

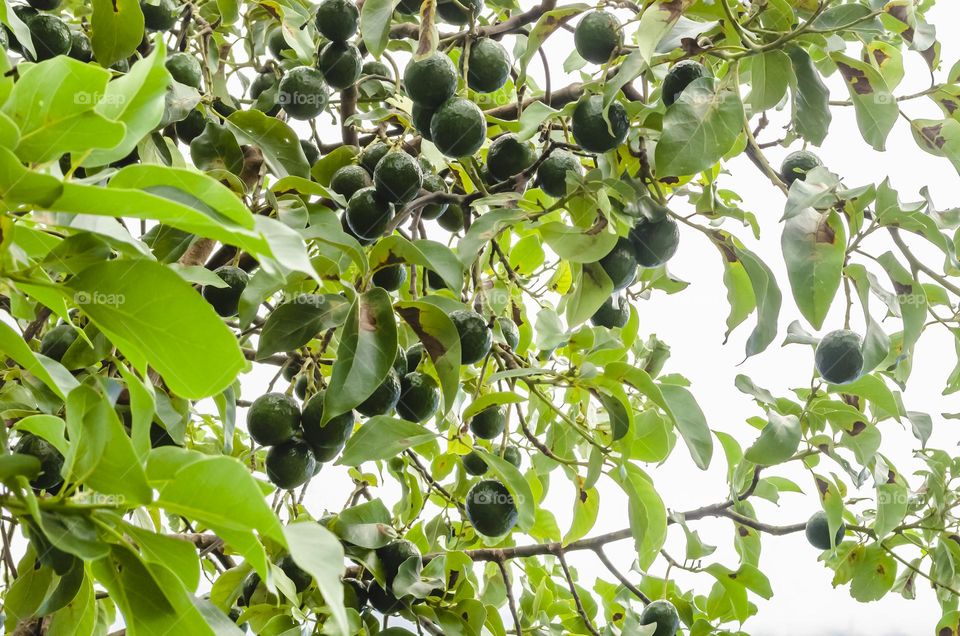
[
  {"left": 535, "top": 150, "right": 582, "bottom": 198},
  {"left": 629, "top": 217, "right": 679, "bottom": 268},
  {"left": 266, "top": 28, "right": 291, "bottom": 59},
  {"left": 247, "top": 392, "right": 301, "bottom": 446},
  {"left": 202, "top": 266, "right": 249, "bottom": 317},
  {"left": 300, "top": 139, "right": 320, "bottom": 165},
  {"left": 486, "top": 134, "right": 537, "bottom": 181},
  {"left": 27, "top": 0, "right": 61, "bottom": 9},
  {"left": 805, "top": 510, "right": 846, "bottom": 550},
  {"left": 356, "top": 368, "right": 402, "bottom": 416},
  {"left": 14, "top": 433, "right": 64, "bottom": 491},
  {"left": 377, "top": 539, "right": 420, "bottom": 587},
  {"left": 420, "top": 172, "right": 449, "bottom": 219},
  {"left": 278, "top": 66, "right": 329, "bottom": 120},
  {"left": 319, "top": 41, "right": 362, "bottom": 90},
  {"left": 450, "top": 310, "right": 492, "bottom": 364},
  {"left": 436, "top": 0, "right": 483, "bottom": 24},
  {"left": 411, "top": 103, "right": 435, "bottom": 141},
  {"left": 502, "top": 445, "right": 521, "bottom": 468},
  {"left": 68, "top": 30, "right": 92, "bottom": 62},
  {"left": 374, "top": 150, "right": 423, "bottom": 204},
  {"left": 141, "top": 0, "right": 179, "bottom": 31},
  {"left": 436, "top": 203, "right": 465, "bottom": 232},
  {"left": 469, "top": 406, "right": 505, "bottom": 439},
  {"left": 315, "top": 0, "right": 359, "bottom": 42},
  {"left": 814, "top": 329, "right": 863, "bottom": 384},
  {"left": 301, "top": 391, "right": 355, "bottom": 462},
  {"left": 574, "top": 11, "right": 622, "bottom": 64},
  {"left": 462, "top": 451, "right": 488, "bottom": 476},
  {"left": 405, "top": 342, "right": 426, "bottom": 372},
  {"left": 780, "top": 149, "right": 823, "bottom": 187},
  {"left": 430, "top": 97, "right": 486, "bottom": 158},
  {"left": 359, "top": 141, "right": 390, "bottom": 173},
  {"left": 598, "top": 237, "right": 638, "bottom": 291},
  {"left": 571, "top": 94, "right": 629, "bottom": 154},
  {"left": 166, "top": 52, "right": 203, "bottom": 88},
  {"left": 372, "top": 265, "right": 407, "bottom": 291},
  {"left": 39, "top": 324, "right": 78, "bottom": 362},
  {"left": 591, "top": 295, "right": 629, "bottom": 328},
  {"left": 496, "top": 317, "right": 520, "bottom": 350},
  {"left": 466, "top": 479, "right": 518, "bottom": 537},
  {"left": 396, "top": 372, "right": 440, "bottom": 422},
  {"left": 345, "top": 186, "right": 394, "bottom": 241},
  {"left": 465, "top": 37, "right": 511, "bottom": 93},
  {"left": 330, "top": 164, "right": 372, "bottom": 200},
  {"left": 175, "top": 109, "right": 207, "bottom": 143},
  {"left": 639, "top": 599, "right": 681, "bottom": 636},
  {"left": 662, "top": 59, "right": 706, "bottom": 107},
  {"left": 265, "top": 439, "right": 317, "bottom": 489},
  {"left": 277, "top": 554, "right": 313, "bottom": 592},
  {"left": 367, "top": 582, "right": 403, "bottom": 613},
  {"left": 25, "top": 13, "right": 70, "bottom": 61},
  {"left": 403, "top": 53, "right": 458, "bottom": 107}
]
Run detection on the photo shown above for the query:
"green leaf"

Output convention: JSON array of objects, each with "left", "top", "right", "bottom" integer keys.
[
  {"left": 659, "top": 383, "right": 712, "bottom": 470},
  {"left": 0, "top": 147, "right": 63, "bottom": 207},
  {"left": 829, "top": 52, "right": 898, "bottom": 151},
  {"left": 156, "top": 455, "right": 285, "bottom": 575},
  {"left": 655, "top": 77, "right": 745, "bottom": 177},
  {"left": 845, "top": 263, "right": 891, "bottom": 375},
  {"left": 603, "top": 49, "right": 647, "bottom": 110},
  {"left": 338, "top": 416, "right": 436, "bottom": 465},
  {"left": 461, "top": 392, "right": 524, "bottom": 420},
  {"left": 257, "top": 294, "right": 350, "bottom": 359},
  {"left": 91, "top": 0, "right": 145, "bottom": 67},
  {"left": 66, "top": 260, "right": 245, "bottom": 399},
  {"left": 458, "top": 208, "right": 525, "bottom": 267},
  {"left": 539, "top": 222, "right": 618, "bottom": 263},
  {"left": 611, "top": 464, "right": 667, "bottom": 570},
  {"left": 361, "top": 0, "right": 400, "bottom": 58},
  {"left": 849, "top": 544, "right": 896, "bottom": 602},
  {"left": 0, "top": 320, "right": 78, "bottom": 400},
  {"left": 63, "top": 384, "right": 152, "bottom": 504},
  {"left": 563, "top": 485, "right": 599, "bottom": 545},
  {"left": 781, "top": 209, "right": 846, "bottom": 330},
  {"left": 369, "top": 236, "right": 462, "bottom": 290},
  {"left": 787, "top": 46, "right": 831, "bottom": 146},
  {"left": 0, "top": 454, "right": 40, "bottom": 481},
  {"left": 284, "top": 522, "right": 349, "bottom": 636},
  {"left": 84, "top": 40, "right": 172, "bottom": 167},
  {"left": 474, "top": 449, "right": 536, "bottom": 532},
  {"left": 634, "top": 0, "right": 695, "bottom": 64},
  {"left": 323, "top": 288, "right": 398, "bottom": 420},
  {"left": 1, "top": 57, "right": 124, "bottom": 163},
  {"left": 747, "top": 50, "right": 790, "bottom": 112},
  {"left": 744, "top": 413, "right": 800, "bottom": 466},
  {"left": 735, "top": 243, "right": 782, "bottom": 358},
  {"left": 124, "top": 524, "right": 201, "bottom": 591},
  {"left": 395, "top": 300, "right": 461, "bottom": 413},
  {"left": 225, "top": 109, "right": 311, "bottom": 179},
  {"left": 565, "top": 262, "right": 613, "bottom": 326},
  {"left": 911, "top": 118, "right": 960, "bottom": 175}
]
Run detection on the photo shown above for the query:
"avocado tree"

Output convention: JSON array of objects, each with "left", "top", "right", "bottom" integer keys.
[{"left": 1, "top": 0, "right": 959, "bottom": 633}]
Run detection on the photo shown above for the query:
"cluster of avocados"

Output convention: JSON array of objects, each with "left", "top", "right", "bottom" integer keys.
[
  {"left": 590, "top": 207, "right": 681, "bottom": 329},
  {"left": 245, "top": 389, "right": 356, "bottom": 490}
]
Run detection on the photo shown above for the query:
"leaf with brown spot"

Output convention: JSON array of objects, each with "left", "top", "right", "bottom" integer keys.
[
  {"left": 829, "top": 53, "right": 897, "bottom": 151},
  {"left": 323, "top": 288, "right": 398, "bottom": 422},
  {"left": 781, "top": 209, "right": 846, "bottom": 330},
  {"left": 910, "top": 118, "right": 960, "bottom": 175},
  {"left": 395, "top": 300, "right": 460, "bottom": 414}
]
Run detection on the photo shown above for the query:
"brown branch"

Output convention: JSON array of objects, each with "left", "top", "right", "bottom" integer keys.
[
  {"left": 497, "top": 560, "right": 524, "bottom": 636},
  {"left": 340, "top": 84, "right": 359, "bottom": 147},
  {"left": 21, "top": 306, "right": 51, "bottom": 343},
  {"left": 593, "top": 545, "right": 650, "bottom": 604},
  {"left": 888, "top": 227, "right": 960, "bottom": 297},
  {"left": 556, "top": 547, "right": 600, "bottom": 636}
]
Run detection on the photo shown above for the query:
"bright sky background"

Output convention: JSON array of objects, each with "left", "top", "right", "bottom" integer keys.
[{"left": 278, "top": 2, "right": 960, "bottom": 634}]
